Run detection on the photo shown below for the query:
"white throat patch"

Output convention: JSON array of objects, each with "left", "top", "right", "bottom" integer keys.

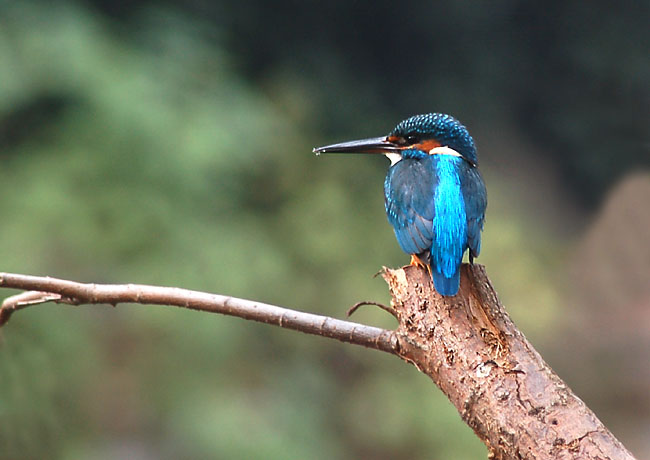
[{"left": 385, "top": 152, "right": 403, "bottom": 165}]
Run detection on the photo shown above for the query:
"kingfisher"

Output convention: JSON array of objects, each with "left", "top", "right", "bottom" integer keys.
[{"left": 314, "top": 113, "right": 487, "bottom": 296}]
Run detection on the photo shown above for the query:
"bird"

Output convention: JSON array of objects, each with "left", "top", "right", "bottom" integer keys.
[{"left": 313, "top": 113, "right": 487, "bottom": 296}]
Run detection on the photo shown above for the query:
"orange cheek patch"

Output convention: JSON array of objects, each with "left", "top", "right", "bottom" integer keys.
[{"left": 415, "top": 139, "right": 441, "bottom": 152}]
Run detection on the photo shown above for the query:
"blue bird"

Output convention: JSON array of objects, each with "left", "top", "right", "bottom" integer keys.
[{"left": 314, "top": 113, "right": 487, "bottom": 296}]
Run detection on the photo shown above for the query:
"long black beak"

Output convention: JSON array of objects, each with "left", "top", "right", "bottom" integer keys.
[{"left": 313, "top": 136, "right": 400, "bottom": 155}]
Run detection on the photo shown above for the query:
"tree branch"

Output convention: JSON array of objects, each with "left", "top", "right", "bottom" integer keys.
[
  {"left": 0, "top": 272, "right": 398, "bottom": 353},
  {"left": 0, "top": 267, "right": 637, "bottom": 460}
]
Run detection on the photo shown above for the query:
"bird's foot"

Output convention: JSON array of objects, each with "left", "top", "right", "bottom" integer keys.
[
  {"left": 347, "top": 301, "right": 398, "bottom": 320},
  {"left": 410, "top": 254, "right": 432, "bottom": 277}
]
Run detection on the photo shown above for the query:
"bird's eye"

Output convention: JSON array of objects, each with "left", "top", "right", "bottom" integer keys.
[{"left": 404, "top": 134, "right": 418, "bottom": 144}]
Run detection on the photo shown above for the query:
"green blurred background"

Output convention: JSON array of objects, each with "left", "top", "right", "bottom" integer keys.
[{"left": 0, "top": 1, "right": 648, "bottom": 459}]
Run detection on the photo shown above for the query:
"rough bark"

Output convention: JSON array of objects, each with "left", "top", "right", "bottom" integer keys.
[{"left": 385, "top": 264, "right": 635, "bottom": 460}]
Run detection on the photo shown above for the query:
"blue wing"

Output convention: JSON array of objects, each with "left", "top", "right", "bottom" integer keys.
[
  {"left": 384, "top": 158, "right": 437, "bottom": 256},
  {"left": 459, "top": 165, "right": 487, "bottom": 259}
]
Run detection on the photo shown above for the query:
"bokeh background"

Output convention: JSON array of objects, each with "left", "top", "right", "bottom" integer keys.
[{"left": 1, "top": 1, "right": 648, "bottom": 459}]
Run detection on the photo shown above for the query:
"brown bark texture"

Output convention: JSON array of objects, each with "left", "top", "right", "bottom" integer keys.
[{"left": 385, "top": 263, "right": 636, "bottom": 460}]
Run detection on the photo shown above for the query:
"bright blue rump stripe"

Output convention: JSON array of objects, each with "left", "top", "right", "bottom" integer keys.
[{"left": 431, "top": 156, "right": 466, "bottom": 279}]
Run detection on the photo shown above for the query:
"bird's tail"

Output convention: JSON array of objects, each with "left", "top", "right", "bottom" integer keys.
[{"left": 432, "top": 269, "right": 460, "bottom": 297}]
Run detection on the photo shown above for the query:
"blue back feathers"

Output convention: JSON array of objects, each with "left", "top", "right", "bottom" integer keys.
[{"left": 431, "top": 156, "right": 466, "bottom": 295}]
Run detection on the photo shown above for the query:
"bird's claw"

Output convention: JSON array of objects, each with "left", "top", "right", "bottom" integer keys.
[{"left": 410, "top": 254, "right": 432, "bottom": 277}]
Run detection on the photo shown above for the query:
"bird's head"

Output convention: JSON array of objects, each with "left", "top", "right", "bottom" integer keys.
[{"left": 314, "top": 113, "right": 478, "bottom": 167}]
